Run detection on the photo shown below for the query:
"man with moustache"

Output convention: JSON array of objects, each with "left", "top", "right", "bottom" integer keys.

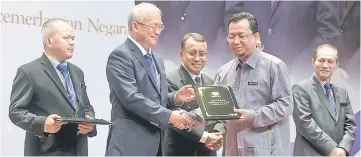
[
  {"left": 292, "top": 44, "right": 356, "bottom": 156},
  {"left": 165, "top": 33, "right": 225, "bottom": 156},
  {"left": 105, "top": 2, "right": 199, "bottom": 156},
  {"left": 9, "top": 18, "right": 96, "bottom": 156},
  {"left": 214, "top": 12, "right": 293, "bottom": 156}
]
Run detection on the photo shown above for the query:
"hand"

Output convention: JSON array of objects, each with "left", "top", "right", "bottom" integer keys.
[
  {"left": 169, "top": 110, "right": 194, "bottom": 130},
  {"left": 175, "top": 85, "right": 196, "bottom": 103},
  {"left": 329, "top": 147, "right": 346, "bottom": 157},
  {"left": 44, "top": 114, "right": 67, "bottom": 133},
  {"left": 205, "top": 132, "right": 223, "bottom": 150},
  {"left": 233, "top": 109, "right": 248, "bottom": 123},
  {"left": 78, "top": 115, "right": 94, "bottom": 135}
]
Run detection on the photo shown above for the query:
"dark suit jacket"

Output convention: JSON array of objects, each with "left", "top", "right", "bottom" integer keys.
[
  {"left": 8, "top": 53, "right": 97, "bottom": 156},
  {"left": 336, "top": 1, "right": 360, "bottom": 77},
  {"left": 105, "top": 38, "right": 176, "bottom": 156},
  {"left": 224, "top": 1, "right": 340, "bottom": 80},
  {"left": 292, "top": 75, "right": 356, "bottom": 156},
  {"left": 164, "top": 65, "right": 226, "bottom": 156}
]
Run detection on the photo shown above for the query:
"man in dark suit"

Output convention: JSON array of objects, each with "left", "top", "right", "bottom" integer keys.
[
  {"left": 336, "top": 1, "right": 360, "bottom": 72},
  {"left": 165, "top": 33, "right": 225, "bottom": 156},
  {"left": 105, "top": 3, "right": 199, "bottom": 156},
  {"left": 224, "top": 1, "right": 340, "bottom": 82},
  {"left": 292, "top": 44, "right": 356, "bottom": 156},
  {"left": 135, "top": 1, "right": 232, "bottom": 76},
  {"left": 8, "top": 18, "right": 97, "bottom": 156}
]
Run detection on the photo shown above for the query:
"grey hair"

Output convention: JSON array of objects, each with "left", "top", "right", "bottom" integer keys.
[
  {"left": 128, "top": 2, "right": 162, "bottom": 32},
  {"left": 41, "top": 18, "right": 68, "bottom": 44}
]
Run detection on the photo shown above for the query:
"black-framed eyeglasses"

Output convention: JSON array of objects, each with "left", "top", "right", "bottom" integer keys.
[
  {"left": 183, "top": 50, "right": 208, "bottom": 59},
  {"left": 226, "top": 33, "right": 254, "bottom": 42},
  {"left": 136, "top": 21, "right": 164, "bottom": 31}
]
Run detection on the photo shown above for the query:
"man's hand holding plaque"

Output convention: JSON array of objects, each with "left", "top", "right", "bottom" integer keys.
[{"left": 234, "top": 109, "right": 248, "bottom": 123}]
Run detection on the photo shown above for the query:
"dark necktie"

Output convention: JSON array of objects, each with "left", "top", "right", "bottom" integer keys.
[
  {"left": 324, "top": 83, "right": 337, "bottom": 115},
  {"left": 57, "top": 63, "right": 78, "bottom": 110},
  {"left": 144, "top": 53, "right": 160, "bottom": 89}
]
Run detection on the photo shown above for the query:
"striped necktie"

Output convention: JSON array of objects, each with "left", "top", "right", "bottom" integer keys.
[
  {"left": 57, "top": 63, "right": 78, "bottom": 111},
  {"left": 324, "top": 83, "right": 337, "bottom": 115},
  {"left": 144, "top": 53, "right": 160, "bottom": 89}
]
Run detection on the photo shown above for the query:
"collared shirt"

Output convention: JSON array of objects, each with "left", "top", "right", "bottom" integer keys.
[
  {"left": 127, "top": 35, "right": 160, "bottom": 81},
  {"left": 214, "top": 49, "right": 292, "bottom": 156},
  {"left": 44, "top": 52, "right": 68, "bottom": 89},
  {"left": 181, "top": 63, "right": 202, "bottom": 85},
  {"left": 127, "top": 35, "right": 152, "bottom": 55}
]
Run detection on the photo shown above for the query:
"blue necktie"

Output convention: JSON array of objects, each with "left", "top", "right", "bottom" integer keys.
[
  {"left": 57, "top": 63, "right": 78, "bottom": 110},
  {"left": 144, "top": 53, "right": 160, "bottom": 89},
  {"left": 324, "top": 83, "right": 337, "bottom": 115},
  {"left": 194, "top": 76, "right": 201, "bottom": 85}
]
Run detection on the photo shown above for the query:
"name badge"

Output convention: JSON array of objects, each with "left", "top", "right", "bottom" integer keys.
[
  {"left": 340, "top": 103, "right": 347, "bottom": 106},
  {"left": 248, "top": 81, "right": 258, "bottom": 85},
  {"left": 80, "top": 83, "right": 87, "bottom": 89}
]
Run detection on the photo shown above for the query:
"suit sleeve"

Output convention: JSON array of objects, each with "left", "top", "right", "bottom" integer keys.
[
  {"left": 80, "top": 71, "right": 97, "bottom": 137},
  {"left": 246, "top": 62, "right": 293, "bottom": 127},
  {"left": 8, "top": 67, "right": 47, "bottom": 135},
  {"left": 292, "top": 84, "right": 338, "bottom": 155},
  {"left": 337, "top": 89, "right": 356, "bottom": 154},
  {"left": 166, "top": 77, "right": 206, "bottom": 142},
  {"left": 106, "top": 50, "right": 171, "bottom": 129}
]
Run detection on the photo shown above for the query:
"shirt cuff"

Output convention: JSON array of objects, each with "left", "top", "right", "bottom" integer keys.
[{"left": 199, "top": 131, "right": 209, "bottom": 143}]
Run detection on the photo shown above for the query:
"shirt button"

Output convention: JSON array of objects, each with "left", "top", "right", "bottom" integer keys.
[
  {"left": 268, "top": 28, "right": 272, "bottom": 35},
  {"left": 181, "top": 16, "right": 185, "bottom": 20},
  {"left": 75, "top": 113, "right": 78, "bottom": 118},
  {"left": 340, "top": 29, "right": 344, "bottom": 33}
]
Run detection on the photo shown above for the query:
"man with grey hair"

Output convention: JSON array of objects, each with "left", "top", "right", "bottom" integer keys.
[
  {"left": 105, "top": 2, "right": 198, "bottom": 156},
  {"left": 9, "top": 18, "right": 97, "bottom": 156},
  {"left": 292, "top": 44, "right": 356, "bottom": 156}
]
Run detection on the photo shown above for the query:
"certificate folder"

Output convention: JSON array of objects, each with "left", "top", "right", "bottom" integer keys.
[{"left": 55, "top": 117, "right": 113, "bottom": 125}]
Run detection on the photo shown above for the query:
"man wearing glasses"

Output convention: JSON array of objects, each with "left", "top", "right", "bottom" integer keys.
[
  {"left": 105, "top": 2, "right": 198, "bottom": 156},
  {"left": 164, "top": 33, "right": 225, "bottom": 156},
  {"left": 214, "top": 12, "right": 293, "bottom": 156}
]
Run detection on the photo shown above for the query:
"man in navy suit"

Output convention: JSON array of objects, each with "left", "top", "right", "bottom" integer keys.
[{"left": 105, "top": 2, "right": 199, "bottom": 156}]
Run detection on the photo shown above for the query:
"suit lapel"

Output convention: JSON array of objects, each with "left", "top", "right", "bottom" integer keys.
[
  {"left": 332, "top": 85, "right": 341, "bottom": 121},
  {"left": 126, "top": 39, "right": 161, "bottom": 95},
  {"left": 68, "top": 63, "right": 82, "bottom": 110},
  {"left": 312, "top": 76, "right": 337, "bottom": 121},
  {"left": 40, "top": 54, "right": 73, "bottom": 108},
  {"left": 341, "top": 1, "right": 355, "bottom": 26},
  {"left": 179, "top": 65, "right": 195, "bottom": 86},
  {"left": 268, "top": 0, "right": 280, "bottom": 24},
  {"left": 152, "top": 53, "right": 163, "bottom": 95}
]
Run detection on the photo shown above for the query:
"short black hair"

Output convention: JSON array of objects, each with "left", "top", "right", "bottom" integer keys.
[
  {"left": 228, "top": 12, "right": 259, "bottom": 34},
  {"left": 181, "top": 33, "right": 206, "bottom": 50}
]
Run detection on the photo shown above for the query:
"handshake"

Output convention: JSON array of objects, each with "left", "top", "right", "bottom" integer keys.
[{"left": 168, "top": 109, "right": 205, "bottom": 130}]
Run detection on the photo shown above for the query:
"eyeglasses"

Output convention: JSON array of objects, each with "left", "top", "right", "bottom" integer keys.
[
  {"left": 226, "top": 33, "right": 254, "bottom": 42},
  {"left": 136, "top": 21, "right": 164, "bottom": 31},
  {"left": 184, "top": 50, "right": 208, "bottom": 59}
]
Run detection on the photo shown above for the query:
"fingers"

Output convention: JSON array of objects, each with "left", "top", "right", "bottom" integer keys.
[{"left": 78, "top": 124, "right": 94, "bottom": 134}]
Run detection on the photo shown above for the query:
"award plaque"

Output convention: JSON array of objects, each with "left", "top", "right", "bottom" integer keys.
[
  {"left": 192, "top": 85, "right": 242, "bottom": 120},
  {"left": 55, "top": 117, "right": 113, "bottom": 125}
]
